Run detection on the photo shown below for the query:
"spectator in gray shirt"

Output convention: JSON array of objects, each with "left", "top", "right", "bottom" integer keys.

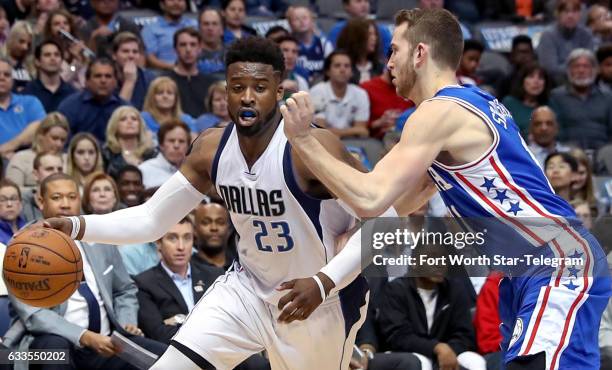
[
  {"left": 537, "top": 0, "right": 594, "bottom": 85},
  {"left": 549, "top": 48, "right": 612, "bottom": 151}
]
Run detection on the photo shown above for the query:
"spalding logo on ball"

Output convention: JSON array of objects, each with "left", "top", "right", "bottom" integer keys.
[{"left": 2, "top": 228, "right": 83, "bottom": 308}]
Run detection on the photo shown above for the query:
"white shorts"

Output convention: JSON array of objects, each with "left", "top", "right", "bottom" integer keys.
[{"left": 169, "top": 266, "right": 369, "bottom": 370}]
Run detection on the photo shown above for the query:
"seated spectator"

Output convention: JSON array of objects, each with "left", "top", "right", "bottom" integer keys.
[
  {"left": 22, "top": 151, "right": 63, "bottom": 222},
  {"left": 549, "top": 48, "right": 612, "bottom": 151},
  {"left": 379, "top": 244, "right": 485, "bottom": 370},
  {"left": 22, "top": 40, "right": 76, "bottom": 112},
  {"left": 570, "top": 148, "right": 596, "bottom": 208},
  {"left": 527, "top": 106, "right": 570, "bottom": 168},
  {"left": 571, "top": 199, "right": 594, "bottom": 229},
  {"left": 139, "top": 120, "right": 189, "bottom": 189},
  {"left": 537, "top": 0, "right": 594, "bottom": 84},
  {"left": 194, "top": 80, "right": 231, "bottom": 132},
  {"left": 457, "top": 39, "right": 483, "bottom": 86},
  {"left": 597, "top": 44, "right": 612, "bottom": 93},
  {"left": 484, "top": 0, "right": 547, "bottom": 22},
  {"left": 58, "top": 58, "right": 130, "bottom": 143},
  {"left": 42, "top": 9, "right": 88, "bottom": 90},
  {"left": 164, "top": 27, "right": 217, "bottom": 118},
  {"left": 243, "top": 0, "right": 286, "bottom": 16},
  {"left": 82, "top": 171, "right": 119, "bottom": 214},
  {"left": 310, "top": 51, "right": 370, "bottom": 138},
  {"left": 327, "top": 0, "right": 391, "bottom": 56},
  {"left": 502, "top": 63, "right": 551, "bottom": 138},
  {"left": 114, "top": 164, "right": 144, "bottom": 208},
  {"left": 5, "top": 21, "right": 34, "bottom": 92},
  {"left": 221, "top": 0, "right": 256, "bottom": 45},
  {"left": 142, "top": 76, "right": 195, "bottom": 137},
  {"left": 0, "top": 58, "right": 46, "bottom": 157},
  {"left": 2, "top": 0, "right": 31, "bottom": 25},
  {"left": 6, "top": 112, "right": 68, "bottom": 192},
  {"left": 587, "top": 4, "right": 612, "bottom": 49},
  {"left": 141, "top": 0, "right": 197, "bottom": 71},
  {"left": 360, "top": 67, "right": 412, "bottom": 139},
  {"left": 275, "top": 35, "right": 309, "bottom": 99},
  {"left": 27, "top": 0, "right": 61, "bottom": 39},
  {"left": 286, "top": 5, "right": 333, "bottom": 83},
  {"left": 192, "top": 201, "right": 236, "bottom": 271},
  {"left": 134, "top": 217, "right": 224, "bottom": 343},
  {"left": 6, "top": 173, "right": 168, "bottom": 368},
  {"left": 102, "top": 106, "right": 156, "bottom": 178},
  {"left": 67, "top": 133, "right": 104, "bottom": 188},
  {"left": 264, "top": 25, "right": 289, "bottom": 43},
  {"left": 337, "top": 18, "right": 384, "bottom": 85},
  {"left": 445, "top": 0, "right": 481, "bottom": 24},
  {"left": 473, "top": 271, "right": 504, "bottom": 370},
  {"left": 497, "top": 35, "right": 537, "bottom": 99},
  {"left": 544, "top": 151, "right": 578, "bottom": 202},
  {"left": 0, "top": 179, "right": 25, "bottom": 244},
  {"left": 197, "top": 8, "right": 226, "bottom": 78},
  {"left": 112, "top": 32, "right": 155, "bottom": 110},
  {"left": 81, "top": 0, "right": 141, "bottom": 58}
]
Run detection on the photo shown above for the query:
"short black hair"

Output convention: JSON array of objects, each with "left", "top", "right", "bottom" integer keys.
[
  {"left": 225, "top": 36, "right": 285, "bottom": 76},
  {"left": 463, "top": 39, "right": 484, "bottom": 54},
  {"left": 596, "top": 44, "right": 612, "bottom": 64},
  {"left": 265, "top": 25, "right": 289, "bottom": 40},
  {"left": 323, "top": 50, "right": 351, "bottom": 80},
  {"left": 115, "top": 164, "right": 142, "bottom": 182},
  {"left": 275, "top": 35, "right": 299, "bottom": 47},
  {"left": 34, "top": 40, "right": 63, "bottom": 60},
  {"left": 512, "top": 35, "right": 533, "bottom": 50},
  {"left": 40, "top": 173, "right": 79, "bottom": 198},
  {"left": 544, "top": 152, "right": 579, "bottom": 173},
  {"left": 221, "top": 0, "right": 245, "bottom": 10},
  {"left": 85, "top": 58, "right": 117, "bottom": 80},
  {"left": 173, "top": 27, "right": 201, "bottom": 49}
]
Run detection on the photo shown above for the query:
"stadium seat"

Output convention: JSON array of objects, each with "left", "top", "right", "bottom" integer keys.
[
  {"left": 596, "top": 144, "right": 612, "bottom": 175},
  {"left": 376, "top": 0, "right": 418, "bottom": 21},
  {"left": 316, "top": 0, "right": 347, "bottom": 19}
]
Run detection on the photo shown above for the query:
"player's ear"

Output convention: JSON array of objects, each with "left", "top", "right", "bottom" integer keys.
[
  {"left": 276, "top": 81, "right": 284, "bottom": 101},
  {"left": 35, "top": 193, "right": 44, "bottom": 212}
]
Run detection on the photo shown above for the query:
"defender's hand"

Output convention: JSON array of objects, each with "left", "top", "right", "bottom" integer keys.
[
  {"left": 276, "top": 273, "right": 335, "bottom": 323},
  {"left": 281, "top": 91, "right": 315, "bottom": 142}
]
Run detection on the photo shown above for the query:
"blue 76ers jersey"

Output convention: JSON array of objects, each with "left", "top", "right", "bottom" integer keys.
[{"left": 426, "top": 85, "right": 577, "bottom": 248}]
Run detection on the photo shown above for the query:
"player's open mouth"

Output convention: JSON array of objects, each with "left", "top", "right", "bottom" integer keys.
[{"left": 238, "top": 108, "right": 258, "bottom": 125}]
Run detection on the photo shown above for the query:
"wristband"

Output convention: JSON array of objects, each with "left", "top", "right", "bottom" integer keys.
[
  {"left": 66, "top": 216, "right": 80, "bottom": 239},
  {"left": 312, "top": 275, "right": 326, "bottom": 302}
]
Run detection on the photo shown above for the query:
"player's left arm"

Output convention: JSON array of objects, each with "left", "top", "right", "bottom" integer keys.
[{"left": 282, "top": 92, "right": 452, "bottom": 218}]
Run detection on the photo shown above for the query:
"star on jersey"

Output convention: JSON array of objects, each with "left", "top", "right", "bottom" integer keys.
[
  {"left": 563, "top": 280, "right": 579, "bottom": 291},
  {"left": 567, "top": 266, "right": 581, "bottom": 279},
  {"left": 481, "top": 177, "right": 496, "bottom": 192},
  {"left": 507, "top": 201, "right": 523, "bottom": 215},
  {"left": 569, "top": 250, "right": 584, "bottom": 260},
  {"left": 494, "top": 189, "right": 509, "bottom": 205}
]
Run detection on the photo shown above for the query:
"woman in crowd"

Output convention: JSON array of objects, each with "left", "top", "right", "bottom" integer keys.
[
  {"left": 336, "top": 18, "right": 384, "bottom": 84},
  {"left": 570, "top": 148, "right": 596, "bottom": 208},
  {"left": 141, "top": 77, "right": 195, "bottom": 137},
  {"left": 103, "top": 106, "right": 155, "bottom": 178},
  {"left": 3, "top": 21, "right": 34, "bottom": 92},
  {"left": 6, "top": 112, "right": 69, "bottom": 192},
  {"left": 82, "top": 172, "right": 119, "bottom": 215},
  {"left": 42, "top": 9, "right": 88, "bottom": 89},
  {"left": 0, "top": 179, "right": 25, "bottom": 245},
  {"left": 67, "top": 133, "right": 103, "bottom": 188},
  {"left": 194, "top": 81, "right": 231, "bottom": 132},
  {"left": 544, "top": 152, "right": 578, "bottom": 202},
  {"left": 28, "top": 0, "right": 62, "bottom": 38},
  {"left": 502, "top": 63, "right": 551, "bottom": 139}
]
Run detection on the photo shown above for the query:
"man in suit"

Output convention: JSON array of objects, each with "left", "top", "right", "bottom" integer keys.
[
  {"left": 133, "top": 217, "right": 223, "bottom": 344},
  {"left": 6, "top": 173, "right": 167, "bottom": 370},
  {"left": 192, "top": 201, "right": 236, "bottom": 271}
]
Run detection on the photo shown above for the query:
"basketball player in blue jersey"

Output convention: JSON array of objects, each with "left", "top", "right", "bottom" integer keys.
[
  {"left": 37, "top": 36, "right": 383, "bottom": 370},
  {"left": 282, "top": 8, "right": 612, "bottom": 370}
]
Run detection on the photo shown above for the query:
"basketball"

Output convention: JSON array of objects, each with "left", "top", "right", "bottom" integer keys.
[{"left": 2, "top": 228, "right": 83, "bottom": 308}]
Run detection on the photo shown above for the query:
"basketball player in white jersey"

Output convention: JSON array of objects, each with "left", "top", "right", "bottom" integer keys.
[
  {"left": 39, "top": 37, "right": 385, "bottom": 369},
  {"left": 281, "top": 8, "right": 611, "bottom": 370}
]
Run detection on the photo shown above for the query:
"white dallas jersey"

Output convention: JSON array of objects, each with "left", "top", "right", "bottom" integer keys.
[{"left": 211, "top": 120, "right": 354, "bottom": 304}]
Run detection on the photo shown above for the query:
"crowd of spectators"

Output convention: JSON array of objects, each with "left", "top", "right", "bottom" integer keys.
[{"left": 0, "top": 0, "right": 611, "bottom": 369}]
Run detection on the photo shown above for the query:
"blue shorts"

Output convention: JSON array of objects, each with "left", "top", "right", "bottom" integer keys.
[{"left": 499, "top": 226, "right": 611, "bottom": 369}]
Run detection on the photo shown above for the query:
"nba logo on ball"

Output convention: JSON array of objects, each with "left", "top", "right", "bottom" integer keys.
[{"left": 18, "top": 247, "right": 30, "bottom": 268}]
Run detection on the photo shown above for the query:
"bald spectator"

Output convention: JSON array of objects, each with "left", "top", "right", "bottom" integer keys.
[
  {"left": 527, "top": 106, "right": 570, "bottom": 168},
  {"left": 326, "top": 0, "right": 392, "bottom": 56},
  {"left": 549, "top": 48, "right": 612, "bottom": 151},
  {"left": 537, "top": 0, "right": 594, "bottom": 85},
  {"left": 0, "top": 57, "right": 46, "bottom": 157},
  {"left": 286, "top": 5, "right": 333, "bottom": 83},
  {"left": 597, "top": 44, "right": 612, "bottom": 93},
  {"left": 192, "top": 202, "right": 236, "bottom": 271}
]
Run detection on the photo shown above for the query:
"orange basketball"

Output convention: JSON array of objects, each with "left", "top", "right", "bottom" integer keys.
[{"left": 2, "top": 228, "right": 83, "bottom": 308}]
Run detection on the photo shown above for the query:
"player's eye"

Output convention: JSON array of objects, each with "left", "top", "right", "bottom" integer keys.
[{"left": 256, "top": 85, "right": 266, "bottom": 92}]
